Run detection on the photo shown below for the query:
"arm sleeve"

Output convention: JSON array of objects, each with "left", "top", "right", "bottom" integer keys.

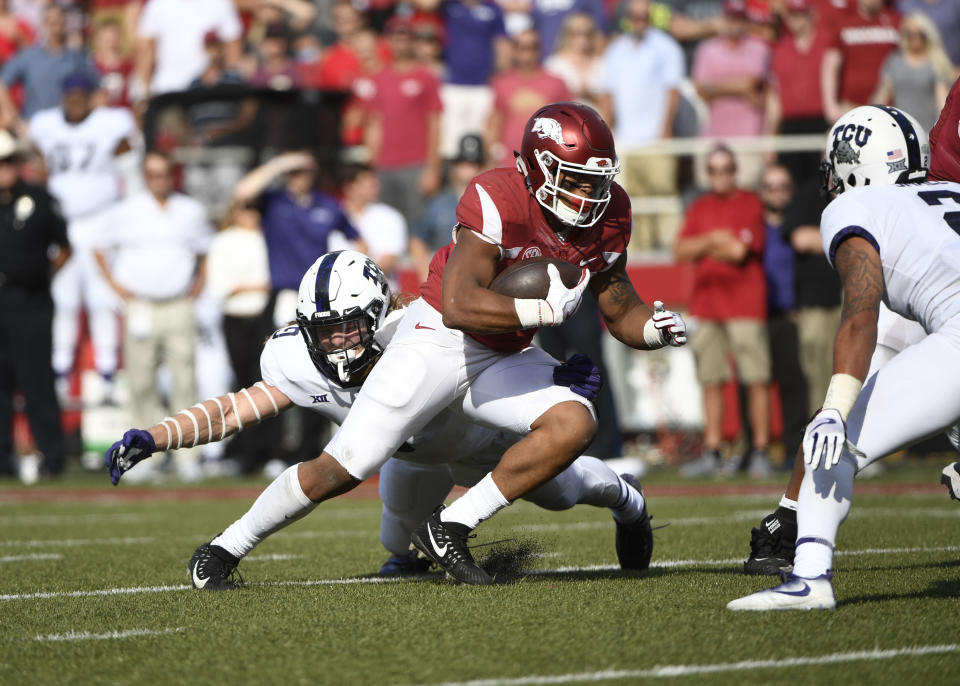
[
  {"left": 678, "top": 197, "right": 702, "bottom": 238},
  {"left": 819, "top": 194, "right": 880, "bottom": 269},
  {"left": 455, "top": 181, "right": 503, "bottom": 249},
  {"left": 1, "top": 51, "right": 24, "bottom": 86},
  {"left": 662, "top": 35, "right": 685, "bottom": 87}
]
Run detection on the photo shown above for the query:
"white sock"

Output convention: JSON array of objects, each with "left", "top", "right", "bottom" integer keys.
[
  {"left": 778, "top": 495, "right": 798, "bottom": 511},
  {"left": 791, "top": 455, "right": 855, "bottom": 578},
  {"left": 440, "top": 472, "right": 510, "bottom": 529},
  {"left": 565, "top": 456, "right": 645, "bottom": 522},
  {"left": 213, "top": 464, "right": 315, "bottom": 559}
]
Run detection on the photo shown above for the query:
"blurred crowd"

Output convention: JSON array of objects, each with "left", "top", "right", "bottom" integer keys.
[{"left": 0, "top": 0, "right": 958, "bottom": 482}]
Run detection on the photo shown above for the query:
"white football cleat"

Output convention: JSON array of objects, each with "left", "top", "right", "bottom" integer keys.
[
  {"left": 942, "top": 462, "right": 960, "bottom": 501},
  {"left": 727, "top": 573, "right": 836, "bottom": 611}
]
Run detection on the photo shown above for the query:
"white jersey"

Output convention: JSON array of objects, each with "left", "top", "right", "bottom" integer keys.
[
  {"left": 821, "top": 181, "right": 960, "bottom": 333},
  {"left": 258, "top": 310, "right": 510, "bottom": 467},
  {"left": 29, "top": 106, "right": 136, "bottom": 220}
]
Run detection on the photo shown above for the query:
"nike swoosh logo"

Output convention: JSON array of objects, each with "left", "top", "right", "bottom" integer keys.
[
  {"left": 427, "top": 522, "right": 448, "bottom": 557},
  {"left": 192, "top": 564, "right": 209, "bottom": 589},
  {"left": 415, "top": 323, "right": 436, "bottom": 331},
  {"left": 579, "top": 257, "right": 598, "bottom": 266},
  {"left": 776, "top": 582, "right": 810, "bottom": 597}
]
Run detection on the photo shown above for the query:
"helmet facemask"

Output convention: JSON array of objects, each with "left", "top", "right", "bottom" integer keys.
[
  {"left": 297, "top": 307, "right": 380, "bottom": 386},
  {"left": 529, "top": 149, "right": 619, "bottom": 227}
]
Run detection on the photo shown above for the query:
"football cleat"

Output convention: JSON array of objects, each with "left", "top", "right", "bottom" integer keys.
[
  {"left": 379, "top": 550, "right": 434, "bottom": 576},
  {"left": 411, "top": 506, "right": 493, "bottom": 585},
  {"left": 727, "top": 572, "right": 836, "bottom": 611},
  {"left": 941, "top": 462, "right": 960, "bottom": 501},
  {"left": 744, "top": 507, "right": 797, "bottom": 575},
  {"left": 188, "top": 541, "right": 243, "bottom": 591},
  {"left": 615, "top": 474, "right": 654, "bottom": 571}
]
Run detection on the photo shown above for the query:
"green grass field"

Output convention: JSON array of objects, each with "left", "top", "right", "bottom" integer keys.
[{"left": 1, "top": 462, "right": 958, "bottom": 686}]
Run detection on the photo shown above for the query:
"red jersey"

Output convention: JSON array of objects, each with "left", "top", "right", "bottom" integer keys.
[
  {"left": 771, "top": 29, "right": 829, "bottom": 119},
  {"left": 929, "top": 76, "right": 960, "bottom": 184},
  {"left": 365, "top": 64, "right": 443, "bottom": 169},
  {"left": 679, "top": 189, "right": 766, "bottom": 320},
  {"left": 420, "top": 167, "right": 632, "bottom": 353},
  {"left": 828, "top": 7, "right": 900, "bottom": 105}
]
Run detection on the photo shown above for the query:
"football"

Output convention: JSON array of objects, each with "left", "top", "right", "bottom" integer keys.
[{"left": 488, "top": 257, "right": 582, "bottom": 299}]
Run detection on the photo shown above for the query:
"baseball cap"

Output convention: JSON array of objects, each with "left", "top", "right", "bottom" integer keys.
[
  {"left": 385, "top": 15, "right": 414, "bottom": 34},
  {"left": 61, "top": 72, "right": 95, "bottom": 94},
  {"left": 0, "top": 130, "right": 21, "bottom": 159},
  {"left": 455, "top": 134, "right": 484, "bottom": 165},
  {"left": 723, "top": 0, "right": 748, "bottom": 16},
  {"left": 785, "top": 0, "right": 811, "bottom": 11}
]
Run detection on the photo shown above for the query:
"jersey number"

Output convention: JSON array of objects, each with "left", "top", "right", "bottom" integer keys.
[
  {"left": 918, "top": 189, "right": 960, "bottom": 234},
  {"left": 271, "top": 325, "right": 300, "bottom": 339}
]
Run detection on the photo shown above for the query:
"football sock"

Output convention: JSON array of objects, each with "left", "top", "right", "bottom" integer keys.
[
  {"left": 440, "top": 472, "right": 510, "bottom": 529},
  {"left": 566, "top": 456, "right": 645, "bottom": 523},
  {"left": 778, "top": 495, "right": 798, "bottom": 511},
  {"left": 792, "top": 454, "right": 855, "bottom": 578},
  {"left": 213, "top": 463, "right": 315, "bottom": 559}
]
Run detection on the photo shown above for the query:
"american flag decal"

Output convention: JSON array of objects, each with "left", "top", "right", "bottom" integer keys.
[{"left": 887, "top": 148, "right": 903, "bottom": 159}]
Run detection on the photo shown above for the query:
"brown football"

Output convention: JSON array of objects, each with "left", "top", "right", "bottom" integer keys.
[{"left": 488, "top": 257, "right": 582, "bottom": 299}]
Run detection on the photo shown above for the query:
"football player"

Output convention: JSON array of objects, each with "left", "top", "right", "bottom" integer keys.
[
  {"left": 743, "top": 85, "right": 960, "bottom": 579},
  {"left": 107, "top": 250, "right": 656, "bottom": 588},
  {"left": 28, "top": 72, "right": 138, "bottom": 401},
  {"left": 728, "top": 104, "right": 960, "bottom": 610}
]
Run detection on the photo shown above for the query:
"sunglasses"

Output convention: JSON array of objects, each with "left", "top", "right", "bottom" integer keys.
[
  {"left": 707, "top": 165, "right": 735, "bottom": 175},
  {"left": 761, "top": 183, "right": 792, "bottom": 192}
]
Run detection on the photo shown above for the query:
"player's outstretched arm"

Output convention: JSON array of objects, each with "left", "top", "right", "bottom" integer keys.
[
  {"left": 591, "top": 254, "right": 686, "bottom": 350},
  {"left": 105, "top": 382, "right": 293, "bottom": 485},
  {"left": 803, "top": 236, "right": 881, "bottom": 470}
]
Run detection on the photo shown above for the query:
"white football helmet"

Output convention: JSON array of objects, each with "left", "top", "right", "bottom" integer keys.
[
  {"left": 296, "top": 250, "right": 390, "bottom": 386},
  {"left": 821, "top": 105, "right": 929, "bottom": 195}
]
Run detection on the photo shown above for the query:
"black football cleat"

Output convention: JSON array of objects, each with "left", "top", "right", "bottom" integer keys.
[
  {"left": 411, "top": 506, "right": 493, "bottom": 585},
  {"left": 941, "top": 462, "right": 960, "bottom": 501},
  {"left": 615, "top": 474, "right": 654, "bottom": 571},
  {"left": 188, "top": 540, "right": 243, "bottom": 590},
  {"left": 743, "top": 507, "right": 797, "bottom": 575}
]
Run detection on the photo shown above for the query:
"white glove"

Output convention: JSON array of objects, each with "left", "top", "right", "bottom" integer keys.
[
  {"left": 649, "top": 300, "right": 687, "bottom": 347},
  {"left": 802, "top": 408, "right": 846, "bottom": 470},
  {"left": 542, "top": 264, "right": 591, "bottom": 325}
]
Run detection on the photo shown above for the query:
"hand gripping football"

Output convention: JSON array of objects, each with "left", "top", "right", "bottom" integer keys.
[{"left": 488, "top": 257, "right": 582, "bottom": 300}]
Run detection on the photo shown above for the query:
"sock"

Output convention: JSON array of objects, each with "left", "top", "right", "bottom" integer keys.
[
  {"left": 440, "top": 472, "right": 510, "bottom": 529},
  {"left": 791, "top": 454, "right": 855, "bottom": 578},
  {"left": 560, "top": 456, "right": 645, "bottom": 522},
  {"left": 213, "top": 464, "right": 315, "bottom": 559},
  {"left": 610, "top": 475, "right": 646, "bottom": 524},
  {"left": 778, "top": 495, "right": 798, "bottom": 511}
]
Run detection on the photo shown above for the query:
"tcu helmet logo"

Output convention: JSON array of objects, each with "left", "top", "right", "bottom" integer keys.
[
  {"left": 832, "top": 123, "right": 873, "bottom": 148},
  {"left": 521, "top": 246, "right": 542, "bottom": 259},
  {"left": 531, "top": 117, "right": 568, "bottom": 146}
]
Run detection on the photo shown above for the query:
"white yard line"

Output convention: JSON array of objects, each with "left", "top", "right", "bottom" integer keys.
[
  {"left": 0, "top": 553, "right": 62, "bottom": 563},
  {"left": 0, "top": 536, "right": 154, "bottom": 548},
  {"left": 245, "top": 554, "right": 305, "bottom": 562},
  {"left": 400, "top": 645, "right": 960, "bottom": 686},
  {"left": 0, "top": 513, "right": 147, "bottom": 525},
  {"left": 35, "top": 627, "right": 185, "bottom": 642},
  {"left": 2, "top": 543, "right": 958, "bottom": 601}
]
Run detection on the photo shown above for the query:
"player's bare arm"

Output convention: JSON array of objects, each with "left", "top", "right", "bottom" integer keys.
[
  {"left": 440, "top": 228, "right": 538, "bottom": 333},
  {"left": 832, "top": 236, "right": 883, "bottom": 383},
  {"left": 592, "top": 253, "right": 686, "bottom": 350}
]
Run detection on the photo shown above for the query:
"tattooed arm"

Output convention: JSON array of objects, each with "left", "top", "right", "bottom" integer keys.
[
  {"left": 832, "top": 236, "right": 883, "bottom": 382},
  {"left": 591, "top": 253, "right": 661, "bottom": 350}
]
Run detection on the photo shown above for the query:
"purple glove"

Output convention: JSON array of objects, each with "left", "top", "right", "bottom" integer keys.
[
  {"left": 105, "top": 429, "right": 157, "bottom": 486},
  {"left": 553, "top": 353, "right": 603, "bottom": 402}
]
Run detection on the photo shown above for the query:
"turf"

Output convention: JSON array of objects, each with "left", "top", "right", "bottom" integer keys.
[{"left": 0, "top": 462, "right": 958, "bottom": 686}]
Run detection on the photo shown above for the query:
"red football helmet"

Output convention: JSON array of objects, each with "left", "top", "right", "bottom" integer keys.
[{"left": 516, "top": 101, "right": 620, "bottom": 228}]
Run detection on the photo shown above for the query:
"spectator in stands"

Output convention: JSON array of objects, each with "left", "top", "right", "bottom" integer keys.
[
  {"left": 414, "top": 0, "right": 510, "bottom": 159},
  {"left": 306, "top": 2, "right": 388, "bottom": 91},
  {"left": 0, "top": 0, "right": 34, "bottom": 64},
  {"left": 768, "top": 0, "right": 830, "bottom": 183},
  {"left": 758, "top": 164, "right": 806, "bottom": 473},
  {"left": 531, "top": 0, "right": 605, "bottom": 57},
  {"left": 0, "top": 5, "right": 98, "bottom": 126},
  {"left": 693, "top": 0, "right": 772, "bottom": 139},
  {"left": 244, "top": 0, "right": 318, "bottom": 43},
  {"left": 596, "top": 0, "right": 684, "bottom": 250},
  {"left": 895, "top": 0, "right": 960, "bottom": 69},
  {"left": 94, "top": 151, "right": 213, "bottom": 482},
  {"left": 411, "top": 17, "right": 445, "bottom": 78},
  {"left": 410, "top": 133, "right": 485, "bottom": 280},
  {"left": 206, "top": 200, "right": 278, "bottom": 474},
  {"left": 870, "top": 12, "right": 953, "bottom": 131},
  {"left": 363, "top": 16, "right": 443, "bottom": 226},
  {"left": 339, "top": 163, "right": 408, "bottom": 287},
  {"left": 487, "top": 29, "right": 571, "bottom": 168},
  {"left": 543, "top": 12, "right": 605, "bottom": 109},
  {"left": 233, "top": 150, "right": 365, "bottom": 327},
  {"left": 250, "top": 23, "right": 303, "bottom": 90},
  {"left": 91, "top": 19, "right": 134, "bottom": 110},
  {"left": 674, "top": 145, "right": 769, "bottom": 478},
  {"left": 821, "top": 0, "right": 900, "bottom": 124},
  {"left": 782, "top": 176, "right": 840, "bottom": 420},
  {"left": 134, "top": 0, "right": 243, "bottom": 99},
  {"left": 0, "top": 129, "right": 70, "bottom": 480}
]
